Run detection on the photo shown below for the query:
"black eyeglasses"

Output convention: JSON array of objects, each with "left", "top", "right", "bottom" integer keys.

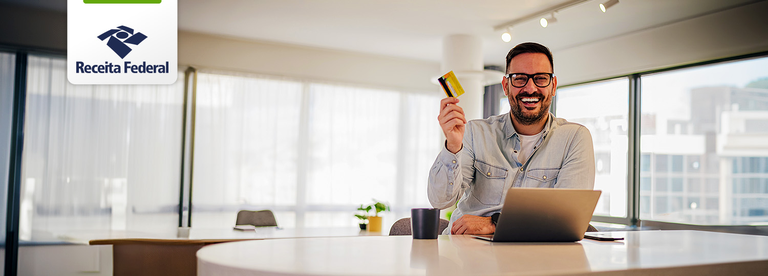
[{"left": 505, "top": 73, "right": 554, "bottom": 88}]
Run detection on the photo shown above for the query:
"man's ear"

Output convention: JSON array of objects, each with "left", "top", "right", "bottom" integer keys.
[
  {"left": 551, "top": 75, "right": 557, "bottom": 98},
  {"left": 501, "top": 76, "right": 509, "bottom": 97}
]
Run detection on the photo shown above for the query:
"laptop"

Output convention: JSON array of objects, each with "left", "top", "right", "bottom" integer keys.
[{"left": 474, "top": 188, "right": 601, "bottom": 242}]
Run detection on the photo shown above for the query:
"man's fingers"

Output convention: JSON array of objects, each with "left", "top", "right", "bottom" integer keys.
[
  {"left": 439, "top": 103, "right": 465, "bottom": 118},
  {"left": 439, "top": 113, "right": 467, "bottom": 127},
  {"left": 440, "top": 97, "right": 460, "bottom": 109}
]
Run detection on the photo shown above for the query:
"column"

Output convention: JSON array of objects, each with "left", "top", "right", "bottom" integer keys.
[{"left": 442, "top": 34, "right": 484, "bottom": 120}]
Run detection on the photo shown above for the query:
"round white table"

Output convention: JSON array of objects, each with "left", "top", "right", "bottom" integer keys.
[{"left": 197, "top": 231, "right": 768, "bottom": 276}]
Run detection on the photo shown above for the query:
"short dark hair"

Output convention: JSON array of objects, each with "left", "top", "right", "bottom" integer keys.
[{"left": 505, "top": 42, "right": 554, "bottom": 74}]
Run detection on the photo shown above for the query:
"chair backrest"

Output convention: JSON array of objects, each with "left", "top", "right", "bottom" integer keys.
[
  {"left": 586, "top": 224, "right": 598, "bottom": 232},
  {"left": 235, "top": 210, "right": 278, "bottom": 227},
  {"left": 389, "top": 217, "right": 449, "bottom": 236}
]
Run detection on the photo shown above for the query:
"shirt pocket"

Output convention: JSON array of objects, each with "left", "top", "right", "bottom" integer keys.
[
  {"left": 471, "top": 160, "right": 508, "bottom": 205},
  {"left": 525, "top": 168, "right": 560, "bottom": 188}
]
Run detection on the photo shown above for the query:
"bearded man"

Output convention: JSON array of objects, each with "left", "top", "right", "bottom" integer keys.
[{"left": 428, "top": 42, "right": 596, "bottom": 235}]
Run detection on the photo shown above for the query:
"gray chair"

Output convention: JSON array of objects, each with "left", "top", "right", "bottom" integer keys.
[
  {"left": 235, "top": 210, "right": 278, "bottom": 227},
  {"left": 587, "top": 224, "right": 599, "bottom": 232},
  {"left": 389, "top": 217, "right": 450, "bottom": 236}
]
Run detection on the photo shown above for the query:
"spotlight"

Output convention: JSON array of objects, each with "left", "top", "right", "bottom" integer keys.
[
  {"left": 600, "top": 0, "right": 619, "bottom": 13},
  {"left": 540, "top": 13, "right": 557, "bottom": 28},
  {"left": 501, "top": 28, "right": 512, "bottom": 42}
]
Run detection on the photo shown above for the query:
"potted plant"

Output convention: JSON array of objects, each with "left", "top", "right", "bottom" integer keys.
[
  {"left": 367, "top": 200, "right": 390, "bottom": 232},
  {"left": 355, "top": 204, "right": 371, "bottom": 230}
]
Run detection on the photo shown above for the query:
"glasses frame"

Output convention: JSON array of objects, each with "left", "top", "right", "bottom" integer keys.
[{"left": 505, "top": 73, "right": 555, "bottom": 88}]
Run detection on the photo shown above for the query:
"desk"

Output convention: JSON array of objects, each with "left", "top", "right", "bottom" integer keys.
[
  {"left": 197, "top": 230, "right": 768, "bottom": 276},
  {"left": 87, "top": 227, "right": 380, "bottom": 276}
]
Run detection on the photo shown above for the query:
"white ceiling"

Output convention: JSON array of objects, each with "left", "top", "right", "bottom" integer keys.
[{"left": 3, "top": 0, "right": 762, "bottom": 66}]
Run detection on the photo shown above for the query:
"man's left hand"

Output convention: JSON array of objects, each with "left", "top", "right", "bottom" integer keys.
[{"left": 451, "top": 214, "right": 496, "bottom": 235}]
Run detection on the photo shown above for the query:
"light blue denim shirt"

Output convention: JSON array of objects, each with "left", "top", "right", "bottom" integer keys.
[{"left": 428, "top": 112, "right": 595, "bottom": 234}]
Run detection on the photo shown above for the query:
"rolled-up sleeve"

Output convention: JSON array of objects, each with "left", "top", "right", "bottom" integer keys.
[
  {"left": 554, "top": 126, "right": 596, "bottom": 189},
  {"left": 428, "top": 130, "right": 476, "bottom": 209}
]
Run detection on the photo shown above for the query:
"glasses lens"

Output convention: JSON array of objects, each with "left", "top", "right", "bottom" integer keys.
[
  {"left": 511, "top": 74, "right": 529, "bottom": 87},
  {"left": 533, "top": 74, "right": 551, "bottom": 87}
]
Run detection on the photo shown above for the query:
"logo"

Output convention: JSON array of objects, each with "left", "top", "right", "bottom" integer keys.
[{"left": 97, "top": 25, "right": 148, "bottom": 59}]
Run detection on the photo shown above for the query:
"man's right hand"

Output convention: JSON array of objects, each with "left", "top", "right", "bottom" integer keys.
[{"left": 438, "top": 97, "right": 466, "bottom": 154}]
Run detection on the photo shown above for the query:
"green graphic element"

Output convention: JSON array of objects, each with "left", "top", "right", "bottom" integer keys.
[{"left": 84, "top": 0, "right": 161, "bottom": 3}]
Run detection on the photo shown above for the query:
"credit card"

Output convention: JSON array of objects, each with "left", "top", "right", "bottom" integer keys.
[{"left": 438, "top": 71, "right": 465, "bottom": 98}]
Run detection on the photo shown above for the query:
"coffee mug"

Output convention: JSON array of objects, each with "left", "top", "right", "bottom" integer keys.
[{"left": 411, "top": 208, "right": 440, "bottom": 239}]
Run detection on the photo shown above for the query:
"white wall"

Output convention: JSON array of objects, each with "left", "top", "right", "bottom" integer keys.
[
  {"left": 179, "top": 31, "right": 440, "bottom": 92},
  {"left": 557, "top": 0, "right": 768, "bottom": 85}
]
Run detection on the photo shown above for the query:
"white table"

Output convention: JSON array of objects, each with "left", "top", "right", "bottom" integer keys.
[
  {"left": 83, "top": 227, "right": 381, "bottom": 276},
  {"left": 197, "top": 230, "right": 768, "bottom": 275}
]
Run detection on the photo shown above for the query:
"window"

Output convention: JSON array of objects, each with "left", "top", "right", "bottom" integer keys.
[
  {"left": 191, "top": 71, "right": 442, "bottom": 228},
  {"left": 20, "top": 55, "right": 184, "bottom": 239},
  {"left": 640, "top": 56, "right": 768, "bottom": 225},
  {"left": 556, "top": 78, "right": 629, "bottom": 218},
  {"left": 0, "top": 52, "right": 15, "bottom": 259}
]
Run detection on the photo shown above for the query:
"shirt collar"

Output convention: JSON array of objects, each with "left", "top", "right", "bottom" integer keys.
[{"left": 503, "top": 112, "right": 553, "bottom": 140}]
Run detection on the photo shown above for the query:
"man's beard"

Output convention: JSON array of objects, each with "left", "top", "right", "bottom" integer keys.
[{"left": 509, "top": 92, "right": 550, "bottom": 125}]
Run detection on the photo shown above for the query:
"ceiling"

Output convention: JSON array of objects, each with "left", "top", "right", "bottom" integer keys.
[{"left": 3, "top": 0, "right": 762, "bottom": 67}]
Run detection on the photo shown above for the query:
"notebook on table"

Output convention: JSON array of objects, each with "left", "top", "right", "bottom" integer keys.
[{"left": 473, "top": 188, "right": 601, "bottom": 242}]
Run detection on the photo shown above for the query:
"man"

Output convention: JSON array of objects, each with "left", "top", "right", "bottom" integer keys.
[{"left": 428, "top": 42, "right": 595, "bottom": 235}]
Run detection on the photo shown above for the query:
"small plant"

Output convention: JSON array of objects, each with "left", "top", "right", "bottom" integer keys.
[
  {"left": 371, "top": 200, "right": 390, "bottom": 217},
  {"left": 355, "top": 204, "right": 372, "bottom": 223}
]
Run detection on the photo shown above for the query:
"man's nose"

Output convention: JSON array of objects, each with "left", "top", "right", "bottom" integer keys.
[{"left": 521, "top": 77, "right": 538, "bottom": 94}]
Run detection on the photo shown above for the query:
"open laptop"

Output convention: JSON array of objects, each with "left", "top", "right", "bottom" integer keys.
[{"left": 474, "top": 188, "right": 601, "bottom": 242}]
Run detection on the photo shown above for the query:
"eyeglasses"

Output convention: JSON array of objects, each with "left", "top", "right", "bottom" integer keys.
[{"left": 505, "top": 73, "right": 554, "bottom": 88}]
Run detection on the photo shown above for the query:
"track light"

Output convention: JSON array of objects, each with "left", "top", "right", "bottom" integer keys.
[
  {"left": 501, "top": 28, "right": 512, "bottom": 42},
  {"left": 540, "top": 13, "right": 557, "bottom": 28},
  {"left": 600, "top": 0, "right": 619, "bottom": 13}
]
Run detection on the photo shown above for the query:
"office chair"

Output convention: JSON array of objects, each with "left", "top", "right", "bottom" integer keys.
[
  {"left": 235, "top": 210, "right": 278, "bottom": 227},
  {"left": 587, "top": 224, "right": 598, "bottom": 232},
  {"left": 389, "top": 217, "right": 449, "bottom": 236}
]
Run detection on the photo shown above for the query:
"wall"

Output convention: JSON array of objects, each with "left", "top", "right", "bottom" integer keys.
[
  {"left": 178, "top": 31, "right": 440, "bottom": 92},
  {"left": 557, "top": 0, "right": 768, "bottom": 86}
]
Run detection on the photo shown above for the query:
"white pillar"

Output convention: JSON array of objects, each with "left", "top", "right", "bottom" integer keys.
[{"left": 442, "top": 35, "right": 484, "bottom": 120}]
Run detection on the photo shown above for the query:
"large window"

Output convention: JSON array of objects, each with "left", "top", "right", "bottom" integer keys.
[
  {"left": 20, "top": 55, "right": 184, "bottom": 240},
  {"left": 191, "top": 71, "right": 442, "bottom": 229},
  {"left": 556, "top": 78, "right": 629, "bottom": 218},
  {"left": 640, "top": 56, "right": 768, "bottom": 225}
]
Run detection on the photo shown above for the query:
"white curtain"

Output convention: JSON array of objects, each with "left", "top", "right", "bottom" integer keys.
[
  {"left": 192, "top": 71, "right": 442, "bottom": 229},
  {"left": 21, "top": 55, "right": 184, "bottom": 239}
]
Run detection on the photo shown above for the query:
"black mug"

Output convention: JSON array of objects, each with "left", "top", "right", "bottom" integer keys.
[{"left": 411, "top": 208, "right": 440, "bottom": 239}]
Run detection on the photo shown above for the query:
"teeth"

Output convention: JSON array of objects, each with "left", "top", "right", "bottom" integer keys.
[{"left": 521, "top": 98, "right": 540, "bottom": 103}]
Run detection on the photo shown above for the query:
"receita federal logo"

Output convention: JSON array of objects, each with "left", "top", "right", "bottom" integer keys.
[
  {"left": 98, "top": 25, "right": 147, "bottom": 59},
  {"left": 75, "top": 25, "right": 167, "bottom": 75},
  {"left": 68, "top": 0, "right": 177, "bottom": 84}
]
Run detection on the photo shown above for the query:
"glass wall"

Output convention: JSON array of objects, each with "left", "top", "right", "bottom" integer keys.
[
  {"left": 640, "top": 56, "right": 768, "bottom": 225},
  {"left": 20, "top": 55, "right": 185, "bottom": 240},
  {"left": 556, "top": 78, "right": 629, "bottom": 218},
  {"left": 191, "top": 71, "right": 442, "bottom": 229}
]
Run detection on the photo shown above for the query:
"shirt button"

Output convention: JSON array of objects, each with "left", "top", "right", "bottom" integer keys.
[
  {"left": 519, "top": 168, "right": 524, "bottom": 172},
  {"left": 450, "top": 182, "right": 453, "bottom": 186},
  {"left": 543, "top": 175, "right": 547, "bottom": 180},
  {"left": 452, "top": 160, "right": 456, "bottom": 164},
  {"left": 487, "top": 172, "right": 491, "bottom": 176}
]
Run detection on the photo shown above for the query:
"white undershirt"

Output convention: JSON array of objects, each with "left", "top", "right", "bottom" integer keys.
[{"left": 518, "top": 130, "right": 544, "bottom": 164}]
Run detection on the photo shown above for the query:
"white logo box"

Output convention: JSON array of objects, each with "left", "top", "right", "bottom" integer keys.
[{"left": 67, "top": 0, "right": 177, "bottom": 85}]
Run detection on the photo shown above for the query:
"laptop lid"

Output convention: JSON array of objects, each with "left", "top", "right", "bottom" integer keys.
[{"left": 487, "top": 188, "right": 601, "bottom": 242}]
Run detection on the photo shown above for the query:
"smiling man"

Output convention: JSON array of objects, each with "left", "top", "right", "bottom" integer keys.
[{"left": 428, "top": 42, "right": 595, "bottom": 235}]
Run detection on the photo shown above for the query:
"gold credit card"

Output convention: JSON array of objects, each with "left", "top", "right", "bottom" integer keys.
[{"left": 438, "top": 71, "right": 465, "bottom": 98}]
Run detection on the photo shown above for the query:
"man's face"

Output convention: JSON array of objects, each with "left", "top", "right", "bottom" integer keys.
[{"left": 502, "top": 53, "right": 557, "bottom": 125}]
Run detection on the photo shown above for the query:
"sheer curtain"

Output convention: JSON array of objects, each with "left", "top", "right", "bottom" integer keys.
[
  {"left": 192, "top": 71, "right": 442, "bottom": 229},
  {"left": 21, "top": 55, "right": 184, "bottom": 240}
]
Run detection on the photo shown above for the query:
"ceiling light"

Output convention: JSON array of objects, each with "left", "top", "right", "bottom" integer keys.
[
  {"left": 501, "top": 28, "right": 512, "bottom": 42},
  {"left": 600, "top": 0, "right": 619, "bottom": 13},
  {"left": 540, "top": 13, "right": 557, "bottom": 28}
]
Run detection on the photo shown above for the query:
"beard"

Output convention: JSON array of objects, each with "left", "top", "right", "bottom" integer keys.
[{"left": 509, "top": 92, "right": 550, "bottom": 125}]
